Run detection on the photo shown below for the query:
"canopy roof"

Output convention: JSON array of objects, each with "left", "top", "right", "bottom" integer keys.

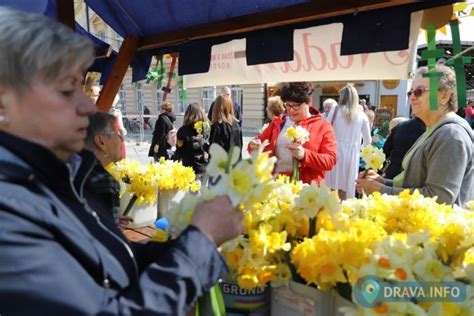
[{"left": 0, "top": 0, "right": 459, "bottom": 109}]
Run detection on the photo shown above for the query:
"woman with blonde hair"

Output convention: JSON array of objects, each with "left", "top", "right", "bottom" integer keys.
[
  {"left": 266, "top": 96, "right": 285, "bottom": 121},
  {"left": 326, "top": 84, "right": 371, "bottom": 199},
  {"left": 209, "top": 95, "right": 243, "bottom": 156}
]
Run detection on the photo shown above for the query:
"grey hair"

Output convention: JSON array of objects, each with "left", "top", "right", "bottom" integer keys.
[
  {"left": 415, "top": 64, "right": 457, "bottom": 112},
  {"left": 85, "top": 112, "right": 117, "bottom": 150},
  {"left": 323, "top": 98, "right": 337, "bottom": 110},
  {"left": 0, "top": 7, "right": 94, "bottom": 91}
]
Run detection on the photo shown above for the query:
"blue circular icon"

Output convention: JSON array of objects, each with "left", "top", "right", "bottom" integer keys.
[{"left": 354, "top": 275, "right": 383, "bottom": 307}]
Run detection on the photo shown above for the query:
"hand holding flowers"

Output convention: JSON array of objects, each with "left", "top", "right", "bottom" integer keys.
[
  {"left": 356, "top": 146, "right": 386, "bottom": 195},
  {"left": 194, "top": 120, "right": 211, "bottom": 139},
  {"left": 284, "top": 125, "right": 310, "bottom": 182}
]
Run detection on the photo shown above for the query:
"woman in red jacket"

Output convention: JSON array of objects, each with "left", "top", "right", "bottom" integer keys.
[{"left": 248, "top": 82, "right": 337, "bottom": 184}]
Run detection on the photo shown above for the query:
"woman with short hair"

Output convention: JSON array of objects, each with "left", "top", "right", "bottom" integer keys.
[
  {"left": 248, "top": 82, "right": 337, "bottom": 184},
  {"left": 357, "top": 64, "right": 473, "bottom": 206},
  {"left": 148, "top": 101, "right": 176, "bottom": 160},
  {"left": 0, "top": 8, "right": 243, "bottom": 314},
  {"left": 266, "top": 96, "right": 285, "bottom": 121}
]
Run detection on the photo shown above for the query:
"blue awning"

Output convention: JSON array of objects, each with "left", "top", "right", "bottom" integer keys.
[
  {"left": 1, "top": 0, "right": 460, "bottom": 82},
  {"left": 84, "top": 0, "right": 458, "bottom": 80}
]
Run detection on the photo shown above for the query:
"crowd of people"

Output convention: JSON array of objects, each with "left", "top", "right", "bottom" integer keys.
[{"left": 0, "top": 7, "right": 473, "bottom": 316}]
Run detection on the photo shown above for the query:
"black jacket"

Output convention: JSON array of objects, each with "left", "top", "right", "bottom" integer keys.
[
  {"left": 209, "top": 120, "right": 243, "bottom": 157},
  {"left": 173, "top": 124, "right": 209, "bottom": 175},
  {"left": 0, "top": 131, "right": 226, "bottom": 315},
  {"left": 148, "top": 111, "right": 176, "bottom": 158},
  {"left": 383, "top": 117, "right": 426, "bottom": 179}
]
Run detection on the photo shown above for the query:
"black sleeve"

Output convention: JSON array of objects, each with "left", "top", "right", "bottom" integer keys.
[
  {"left": 172, "top": 127, "right": 186, "bottom": 161},
  {"left": 234, "top": 103, "right": 241, "bottom": 122},
  {"left": 151, "top": 117, "right": 164, "bottom": 146},
  {"left": 207, "top": 102, "right": 215, "bottom": 121},
  {"left": 383, "top": 126, "right": 396, "bottom": 158}
]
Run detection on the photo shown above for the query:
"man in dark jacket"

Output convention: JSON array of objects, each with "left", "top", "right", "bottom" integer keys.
[{"left": 383, "top": 116, "right": 426, "bottom": 179}]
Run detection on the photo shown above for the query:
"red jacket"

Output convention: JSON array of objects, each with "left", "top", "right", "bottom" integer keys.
[{"left": 249, "top": 114, "right": 337, "bottom": 184}]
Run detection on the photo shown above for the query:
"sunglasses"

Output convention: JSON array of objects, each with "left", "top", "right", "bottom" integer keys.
[
  {"left": 284, "top": 102, "right": 303, "bottom": 111},
  {"left": 407, "top": 87, "right": 429, "bottom": 98}
]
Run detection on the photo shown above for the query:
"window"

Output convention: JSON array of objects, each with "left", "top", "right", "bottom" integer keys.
[
  {"left": 231, "top": 85, "right": 243, "bottom": 114},
  {"left": 135, "top": 82, "right": 144, "bottom": 111},
  {"left": 230, "top": 85, "right": 242, "bottom": 104},
  {"left": 156, "top": 87, "right": 164, "bottom": 112},
  {"left": 177, "top": 86, "right": 186, "bottom": 113},
  {"left": 202, "top": 86, "right": 216, "bottom": 113},
  {"left": 118, "top": 85, "right": 126, "bottom": 111}
]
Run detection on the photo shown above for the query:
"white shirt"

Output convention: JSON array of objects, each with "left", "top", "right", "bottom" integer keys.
[{"left": 274, "top": 118, "right": 295, "bottom": 173}]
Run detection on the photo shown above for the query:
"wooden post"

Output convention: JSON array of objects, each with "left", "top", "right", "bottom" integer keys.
[{"left": 96, "top": 36, "right": 139, "bottom": 112}]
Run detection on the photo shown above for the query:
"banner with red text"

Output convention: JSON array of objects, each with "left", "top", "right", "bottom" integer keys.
[{"left": 184, "top": 12, "right": 422, "bottom": 88}]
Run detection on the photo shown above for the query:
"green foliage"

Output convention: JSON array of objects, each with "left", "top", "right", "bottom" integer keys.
[{"left": 378, "top": 121, "right": 390, "bottom": 139}]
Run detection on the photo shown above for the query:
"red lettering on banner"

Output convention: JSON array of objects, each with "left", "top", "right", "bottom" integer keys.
[
  {"left": 384, "top": 51, "right": 409, "bottom": 66},
  {"left": 302, "top": 33, "right": 327, "bottom": 71},
  {"left": 328, "top": 43, "right": 353, "bottom": 70},
  {"left": 359, "top": 53, "right": 370, "bottom": 67}
]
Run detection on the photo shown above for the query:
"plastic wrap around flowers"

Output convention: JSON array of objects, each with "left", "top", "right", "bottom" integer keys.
[
  {"left": 106, "top": 158, "right": 200, "bottom": 215},
  {"left": 291, "top": 190, "right": 474, "bottom": 315}
]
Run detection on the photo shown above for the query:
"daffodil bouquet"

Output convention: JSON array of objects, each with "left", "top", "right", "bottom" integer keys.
[
  {"left": 360, "top": 145, "right": 386, "bottom": 176},
  {"left": 284, "top": 125, "right": 310, "bottom": 182},
  {"left": 194, "top": 120, "right": 211, "bottom": 139},
  {"left": 106, "top": 158, "right": 200, "bottom": 216},
  {"left": 290, "top": 190, "right": 474, "bottom": 315},
  {"left": 221, "top": 176, "right": 342, "bottom": 290},
  {"left": 164, "top": 143, "right": 278, "bottom": 315}
]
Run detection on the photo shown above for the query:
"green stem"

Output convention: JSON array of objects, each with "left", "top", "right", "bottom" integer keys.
[
  {"left": 291, "top": 158, "right": 299, "bottom": 183},
  {"left": 363, "top": 169, "right": 369, "bottom": 178},
  {"left": 123, "top": 194, "right": 138, "bottom": 216},
  {"left": 195, "top": 284, "right": 225, "bottom": 316},
  {"left": 309, "top": 217, "right": 316, "bottom": 238}
]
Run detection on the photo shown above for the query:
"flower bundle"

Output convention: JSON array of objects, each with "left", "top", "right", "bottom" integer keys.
[
  {"left": 166, "top": 143, "right": 277, "bottom": 235},
  {"left": 284, "top": 125, "right": 310, "bottom": 182},
  {"left": 360, "top": 145, "right": 386, "bottom": 173},
  {"left": 221, "top": 176, "right": 342, "bottom": 290},
  {"left": 290, "top": 190, "right": 474, "bottom": 315},
  {"left": 194, "top": 120, "right": 211, "bottom": 139},
  {"left": 106, "top": 158, "right": 200, "bottom": 215}
]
